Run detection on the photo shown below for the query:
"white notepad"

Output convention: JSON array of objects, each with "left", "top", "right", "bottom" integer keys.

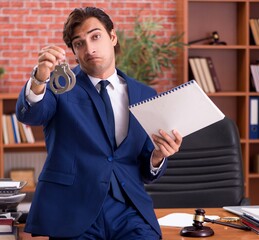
[{"left": 129, "top": 80, "right": 225, "bottom": 146}]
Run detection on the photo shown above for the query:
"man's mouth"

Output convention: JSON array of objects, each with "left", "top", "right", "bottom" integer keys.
[{"left": 87, "top": 56, "right": 98, "bottom": 62}]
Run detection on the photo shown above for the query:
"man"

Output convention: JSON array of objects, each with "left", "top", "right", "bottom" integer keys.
[{"left": 16, "top": 7, "right": 182, "bottom": 240}]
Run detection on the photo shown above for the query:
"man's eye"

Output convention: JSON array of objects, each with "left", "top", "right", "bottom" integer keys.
[
  {"left": 92, "top": 34, "right": 101, "bottom": 40},
  {"left": 73, "top": 41, "right": 84, "bottom": 49}
]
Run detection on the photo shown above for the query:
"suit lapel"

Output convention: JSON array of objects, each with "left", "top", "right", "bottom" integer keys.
[
  {"left": 76, "top": 69, "right": 114, "bottom": 148},
  {"left": 116, "top": 69, "right": 143, "bottom": 145},
  {"left": 116, "top": 69, "right": 141, "bottom": 106}
]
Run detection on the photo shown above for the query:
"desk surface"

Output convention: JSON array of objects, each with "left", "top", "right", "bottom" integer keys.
[
  {"left": 155, "top": 208, "right": 259, "bottom": 240},
  {"left": 19, "top": 208, "right": 258, "bottom": 240}
]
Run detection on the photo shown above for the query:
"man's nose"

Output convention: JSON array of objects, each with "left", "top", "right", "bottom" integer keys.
[{"left": 85, "top": 42, "right": 96, "bottom": 55}]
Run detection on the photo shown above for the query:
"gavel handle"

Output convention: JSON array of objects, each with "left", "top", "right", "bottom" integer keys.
[
  {"left": 188, "top": 36, "right": 212, "bottom": 45},
  {"left": 204, "top": 218, "right": 251, "bottom": 231}
]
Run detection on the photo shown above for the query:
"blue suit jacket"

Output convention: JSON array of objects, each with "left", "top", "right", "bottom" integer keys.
[{"left": 16, "top": 67, "right": 168, "bottom": 238}]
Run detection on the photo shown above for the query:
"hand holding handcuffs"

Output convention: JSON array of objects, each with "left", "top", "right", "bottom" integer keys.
[{"left": 49, "top": 61, "right": 76, "bottom": 94}]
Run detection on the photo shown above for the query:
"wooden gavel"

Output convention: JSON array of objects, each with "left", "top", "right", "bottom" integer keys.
[
  {"left": 188, "top": 31, "right": 227, "bottom": 45},
  {"left": 180, "top": 208, "right": 251, "bottom": 237}
]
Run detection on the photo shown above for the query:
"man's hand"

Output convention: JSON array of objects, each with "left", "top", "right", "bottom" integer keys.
[
  {"left": 151, "top": 129, "right": 182, "bottom": 167},
  {"left": 37, "top": 45, "right": 66, "bottom": 81},
  {"left": 31, "top": 46, "right": 66, "bottom": 94}
]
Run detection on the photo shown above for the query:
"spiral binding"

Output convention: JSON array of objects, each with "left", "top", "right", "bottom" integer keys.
[{"left": 129, "top": 80, "right": 195, "bottom": 109}]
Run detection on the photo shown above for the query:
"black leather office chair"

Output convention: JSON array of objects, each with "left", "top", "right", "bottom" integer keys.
[{"left": 145, "top": 117, "right": 249, "bottom": 208}]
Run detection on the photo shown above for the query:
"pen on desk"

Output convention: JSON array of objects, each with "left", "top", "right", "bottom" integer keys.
[{"left": 204, "top": 218, "right": 251, "bottom": 231}]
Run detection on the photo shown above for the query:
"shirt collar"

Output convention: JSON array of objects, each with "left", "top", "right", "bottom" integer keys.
[{"left": 88, "top": 70, "right": 120, "bottom": 91}]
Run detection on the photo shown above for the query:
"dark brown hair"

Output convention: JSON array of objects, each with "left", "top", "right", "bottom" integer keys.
[{"left": 63, "top": 7, "right": 120, "bottom": 54}]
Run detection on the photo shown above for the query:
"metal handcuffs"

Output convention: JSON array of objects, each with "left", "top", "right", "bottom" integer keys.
[{"left": 49, "top": 62, "right": 76, "bottom": 94}]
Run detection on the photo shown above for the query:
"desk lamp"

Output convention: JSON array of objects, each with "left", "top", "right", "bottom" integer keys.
[{"left": 188, "top": 31, "right": 226, "bottom": 45}]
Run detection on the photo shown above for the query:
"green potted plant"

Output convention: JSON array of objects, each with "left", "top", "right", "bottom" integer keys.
[
  {"left": 116, "top": 17, "right": 184, "bottom": 85},
  {"left": 0, "top": 67, "right": 4, "bottom": 78}
]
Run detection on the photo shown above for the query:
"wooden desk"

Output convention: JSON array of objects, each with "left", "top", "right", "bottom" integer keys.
[
  {"left": 155, "top": 208, "right": 259, "bottom": 240},
  {"left": 18, "top": 208, "right": 259, "bottom": 239}
]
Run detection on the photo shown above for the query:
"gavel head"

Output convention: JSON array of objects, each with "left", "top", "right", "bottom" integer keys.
[
  {"left": 210, "top": 31, "right": 226, "bottom": 45},
  {"left": 212, "top": 31, "right": 220, "bottom": 42},
  {"left": 193, "top": 209, "right": 206, "bottom": 229}
]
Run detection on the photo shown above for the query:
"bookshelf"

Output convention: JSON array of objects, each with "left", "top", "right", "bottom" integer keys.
[
  {"left": 176, "top": 0, "right": 259, "bottom": 204},
  {"left": 0, "top": 93, "right": 46, "bottom": 192}
]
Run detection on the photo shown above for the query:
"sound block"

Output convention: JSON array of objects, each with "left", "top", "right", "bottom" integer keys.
[{"left": 180, "top": 226, "right": 214, "bottom": 237}]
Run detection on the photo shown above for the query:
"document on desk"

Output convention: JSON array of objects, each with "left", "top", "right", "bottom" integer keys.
[
  {"left": 223, "top": 205, "right": 259, "bottom": 218},
  {"left": 158, "top": 213, "right": 219, "bottom": 227},
  {"left": 129, "top": 80, "right": 225, "bottom": 147}
]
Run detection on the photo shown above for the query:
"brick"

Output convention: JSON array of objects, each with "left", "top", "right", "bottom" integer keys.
[
  {"left": 4, "top": 38, "right": 30, "bottom": 44},
  {"left": 2, "top": 9, "right": 29, "bottom": 15},
  {"left": 0, "top": 2, "right": 10, "bottom": 8},
  {"left": 40, "top": 16, "right": 54, "bottom": 23},
  {"left": 1, "top": 24, "right": 15, "bottom": 29},
  {"left": 2, "top": 51, "right": 29, "bottom": 58},
  {"left": 0, "top": 16, "right": 9, "bottom": 23},
  {"left": 54, "top": 2, "right": 69, "bottom": 8},
  {"left": 25, "top": 2, "right": 39, "bottom": 8},
  {"left": 39, "top": 2, "right": 53, "bottom": 8},
  {"left": 25, "top": 31, "right": 39, "bottom": 37},
  {"left": 10, "top": 1, "right": 24, "bottom": 8},
  {"left": 11, "top": 31, "right": 24, "bottom": 37}
]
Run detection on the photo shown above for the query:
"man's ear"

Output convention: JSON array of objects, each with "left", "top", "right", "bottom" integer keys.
[{"left": 110, "top": 29, "right": 118, "bottom": 47}]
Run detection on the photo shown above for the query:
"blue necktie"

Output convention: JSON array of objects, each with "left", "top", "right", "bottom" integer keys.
[
  {"left": 99, "top": 80, "right": 125, "bottom": 202},
  {"left": 99, "top": 80, "right": 116, "bottom": 149}
]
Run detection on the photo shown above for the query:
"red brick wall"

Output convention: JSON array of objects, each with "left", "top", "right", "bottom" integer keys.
[{"left": 0, "top": 0, "right": 179, "bottom": 93}]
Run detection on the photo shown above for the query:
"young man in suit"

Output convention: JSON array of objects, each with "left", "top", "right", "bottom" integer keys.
[{"left": 16, "top": 7, "right": 182, "bottom": 240}]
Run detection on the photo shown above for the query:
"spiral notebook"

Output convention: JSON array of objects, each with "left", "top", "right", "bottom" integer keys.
[{"left": 129, "top": 80, "right": 225, "bottom": 146}]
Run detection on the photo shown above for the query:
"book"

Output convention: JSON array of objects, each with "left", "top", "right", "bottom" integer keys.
[
  {"left": 0, "top": 226, "right": 17, "bottom": 239},
  {"left": 0, "top": 234, "right": 16, "bottom": 240},
  {"left": 21, "top": 123, "right": 35, "bottom": 143},
  {"left": 249, "top": 97, "right": 259, "bottom": 139},
  {"left": 2, "top": 115, "right": 9, "bottom": 144},
  {"left": 251, "top": 154, "right": 259, "bottom": 173},
  {"left": 223, "top": 205, "right": 259, "bottom": 216},
  {"left": 11, "top": 114, "right": 21, "bottom": 144},
  {"left": 17, "top": 121, "right": 27, "bottom": 143},
  {"left": 242, "top": 207, "right": 259, "bottom": 222},
  {"left": 0, "top": 218, "right": 13, "bottom": 227},
  {"left": 241, "top": 217, "right": 259, "bottom": 234},
  {"left": 0, "top": 218, "right": 13, "bottom": 233},
  {"left": 129, "top": 80, "right": 225, "bottom": 148},
  {"left": 199, "top": 57, "right": 216, "bottom": 93},
  {"left": 250, "top": 64, "right": 259, "bottom": 92},
  {"left": 240, "top": 211, "right": 259, "bottom": 234},
  {"left": 188, "top": 58, "right": 203, "bottom": 90},
  {"left": 205, "top": 57, "right": 221, "bottom": 91},
  {"left": 249, "top": 19, "right": 259, "bottom": 45},
  {"left": 193, "top": 58, "right": 209, "bottom": 93},
  {"left": 254, "top": 19, "right": 259, "bottom": 45},
  {"left": 5, "top": 115, "right": 15, "bottom": 144}
]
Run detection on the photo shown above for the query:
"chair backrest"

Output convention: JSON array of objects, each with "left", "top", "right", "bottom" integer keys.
[{"left": 145, "top": 117, "right": 249, "bottom": 208}]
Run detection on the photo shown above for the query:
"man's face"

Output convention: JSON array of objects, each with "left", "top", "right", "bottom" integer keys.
[{"left": 71, "top": 17, "right": 117, "bottom": 79}]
